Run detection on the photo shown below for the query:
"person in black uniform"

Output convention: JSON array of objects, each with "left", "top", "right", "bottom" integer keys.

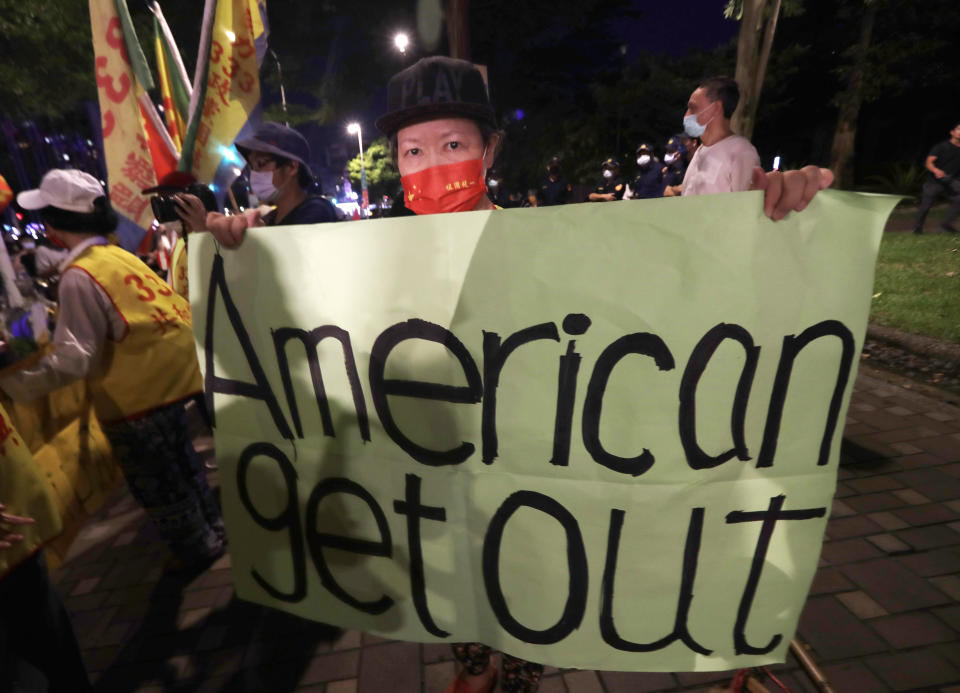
[
  {"left": 486, "top": 168, "right": 513, "bottom": 208},
  {"left": 521, "top": 189, "right": 539, "bottom": 207},
  {"left": 914, "top": 121, "right": 960, "bottom": 234},
  {"left": 661, "top": 136, "right": 687, "bottom": 197},
  {"left": 625, "top": 143, "right": 662, "bottom": 200},
  {"left": 537, "top": 156, "right": 572, "bottom": 206},
  {"left": 588, "top": 158, "right": 625, "bottom": 202},
  {"left": 680, "top": 133, "right": 699, "bottom": 167}
]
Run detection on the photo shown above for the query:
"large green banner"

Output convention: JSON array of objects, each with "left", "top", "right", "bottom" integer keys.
[{"left": 189, "top": 190, "right": 896, "bottom": 671}]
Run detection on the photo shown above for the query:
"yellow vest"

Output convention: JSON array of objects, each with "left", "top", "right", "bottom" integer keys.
[
  {"left": 0, "top": 403, "right": 62, "bottom": 579},
  {"left": 169, "top": 236, "right": 189, "bottom": 300},
  {"left": 68, "top": 244, "right": 202, "bottom": 423}
]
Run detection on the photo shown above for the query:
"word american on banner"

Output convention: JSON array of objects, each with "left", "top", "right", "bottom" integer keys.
[{"left": 189, "top": 191, "right": 897, "bottom": 672}]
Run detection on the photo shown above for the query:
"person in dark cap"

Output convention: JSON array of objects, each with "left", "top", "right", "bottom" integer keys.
[
  {"left": 680, "top": 133, "right": 699, "bottom": 168},
  {"left": 485, "top": 168, "right": 513, "bottom": 208},
  {"left": 661, "top": 135, "right": 687, "bottom": 197},
  {"left": 376, "top": 55, "right": 544, "bottom": 693},
  {"left": 624, "top": 143, "right": 663, "bottom": 200},
  {"left": 588, "top": 158, "right": 625, "bottom": 202},
  {"left": 377, "top": 56, "right": 502, "bottom": 217},
  {"left": 537, "top": 155, "right": 572, "bottom": 206},
  {"left": 204, "top": 122, "right": 338, "bottom": 248}
]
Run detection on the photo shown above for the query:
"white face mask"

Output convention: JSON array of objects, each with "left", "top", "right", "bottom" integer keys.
[
  {"left": 250, "top": 170, "right": 281, "bottom": 204},
  {"left": 636, "top": 154, "right": 651, "bottom": 166},
  {"left": 488, "top": 179, "right": 499, "bottom": 188},
  {"left": 664, "top": 152, "right": 678, "bottom": 164},
  {"left": 602, "top": 169, "right": 614, "bottom": 179}
]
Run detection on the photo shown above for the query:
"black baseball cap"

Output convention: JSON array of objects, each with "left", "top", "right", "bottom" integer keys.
[
  {"left": 602, "top": 157, "right": 620, "bottom": 170},
  {"left": 376, "top": 56, "right": 497, "bottom": 137},
  {"left": 235, "top": 122, "right": 312, "bottom": 175}
]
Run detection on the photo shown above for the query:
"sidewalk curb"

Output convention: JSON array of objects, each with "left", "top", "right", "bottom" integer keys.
[
  {"left": 866, "top": 323, "right": 960, "bottom": 362},
  {"left": 857, "top": 363, "right": 960, "bottom": 408}
]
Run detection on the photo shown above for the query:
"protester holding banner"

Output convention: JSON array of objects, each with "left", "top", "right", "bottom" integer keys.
[
  {"left": 0, "top": 403, "right": 92, "bottom": 693},
  {"left": 680, "top": 77, "right": 760, "bottom": 198},
  {"left": 0, "top": 169, "right": 225, "bottom": 568},
  {"left": 374, "top": 54, "right": 839, "bottom": 693},
  {"left": 373, "top": 54, "right": 545, "bottom": 693},
  {"left": 681, "top": 76, "right": 833, "bottom": 219},
  {"left": 202, "top": 122, "right": 338, "bottom": 248}
]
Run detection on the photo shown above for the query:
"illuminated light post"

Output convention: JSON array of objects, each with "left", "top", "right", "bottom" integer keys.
[
  {"left": 347, "top": 122, "right": 368, "bottom": 213},
  {"left": 394, "top": 32, "right": 410, "bottom": 54}
]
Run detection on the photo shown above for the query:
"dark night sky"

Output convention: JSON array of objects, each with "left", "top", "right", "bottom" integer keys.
[{"left": 613, "top": 0, "right": 739, "bottom": 57}]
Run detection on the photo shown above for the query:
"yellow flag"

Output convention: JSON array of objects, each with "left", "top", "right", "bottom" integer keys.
[
  {"left": 180, "top": 0, "right": 264, "bottom": 185},
  {"left": 0, "top": 403, "right": 61, "bottom": 579},
  {"left": 155, "top": 22, "right": 185, "bottom": 150},
  {"left": 89, "top": 0, "right": 160, "bottom": 228}
]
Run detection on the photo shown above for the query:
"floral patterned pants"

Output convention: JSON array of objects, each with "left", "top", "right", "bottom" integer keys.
[
  {"left": 102, "top": 399, "right": 225, "bottom": 562},
  {"left": 451, "top": 643, "right": 544, "bottom": 693}
]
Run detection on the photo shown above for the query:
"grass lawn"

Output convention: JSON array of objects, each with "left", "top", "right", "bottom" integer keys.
[{"left": 871, "top": 224, "right": 960, "bottom": 342}]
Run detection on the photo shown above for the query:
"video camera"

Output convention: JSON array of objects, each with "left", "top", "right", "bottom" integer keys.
[{"left": 149, "top": 183, "right": 218, "bottom": 224}]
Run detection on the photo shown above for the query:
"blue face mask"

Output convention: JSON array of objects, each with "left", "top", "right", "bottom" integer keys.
[
  {"left": 683, "top": 113, "right": 706, "bottom": 138},
  {"left": 683, "top": 102, "right": 716, "bottom": 138}
]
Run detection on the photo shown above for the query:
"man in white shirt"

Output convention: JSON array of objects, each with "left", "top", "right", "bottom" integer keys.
[
  {"left": 682, "top": 77, "right": 760, "bottom": 197},
  {"left": 681, "top": 76, "right": 832, "bottom": 220}
]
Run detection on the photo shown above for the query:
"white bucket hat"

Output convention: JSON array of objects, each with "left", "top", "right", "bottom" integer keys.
[{"left": 17, "top": 169, "right": 105, "bottom": 213}]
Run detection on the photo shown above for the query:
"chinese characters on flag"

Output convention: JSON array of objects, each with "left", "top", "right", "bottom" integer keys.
[
  {"left": 184, "top": 0, "right": 263, "bottom": 184},
  {"left": 89, "top": 0, "right": 159, "bottom": 230}
]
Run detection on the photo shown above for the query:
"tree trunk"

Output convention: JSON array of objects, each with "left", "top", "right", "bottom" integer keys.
[
  {"left": 749, "top": 0, "right": 782, "bottom": 133},
  {"left": 445, "top": 0, "right": 470, "bottom": 60},
  {"left": 829, "top": 4, "right": 876, "bottom": 189},
  {"left": 732, "top": 0, "right": 782, "bottom": 139}
]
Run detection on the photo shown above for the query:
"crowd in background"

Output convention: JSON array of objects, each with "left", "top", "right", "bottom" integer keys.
[{"left": 484, "top": 133, "right": 700, "bottom": 210}]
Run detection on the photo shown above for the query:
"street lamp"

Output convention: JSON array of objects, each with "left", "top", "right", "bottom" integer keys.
[
  {"left": 347, "top": 122, "right": 368, "bottom": 213},
  {"left": 394, "top": 32, "right": 410, "bottom": 54}
]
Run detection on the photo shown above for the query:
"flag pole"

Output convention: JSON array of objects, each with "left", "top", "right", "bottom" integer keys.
[{"left": 147, "top": 1, "right": 194, "bottom": 96}]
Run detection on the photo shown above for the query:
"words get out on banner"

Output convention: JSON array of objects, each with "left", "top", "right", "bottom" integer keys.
[{"left": 189, "top": 190, "right": 898, "bottom": 672}]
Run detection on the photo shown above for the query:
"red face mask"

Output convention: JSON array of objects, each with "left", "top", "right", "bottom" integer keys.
[{"left": 400, "top": 157, "right": 488, "bottom": 215}]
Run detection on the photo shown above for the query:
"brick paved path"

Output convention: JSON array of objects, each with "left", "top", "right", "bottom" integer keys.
[{"left": 39, "top": 368, "right": 960, "bottom": 692}]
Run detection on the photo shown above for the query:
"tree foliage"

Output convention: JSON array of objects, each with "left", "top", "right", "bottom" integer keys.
[
  {"left": 345, "top": 137, "right": 399, "bottom": 201},
  {"left": 0, "top": 0, "right": 97, "bottom": 119},
  {"left": 752, "top": 0, "right": 959, "bottom": 184}
]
